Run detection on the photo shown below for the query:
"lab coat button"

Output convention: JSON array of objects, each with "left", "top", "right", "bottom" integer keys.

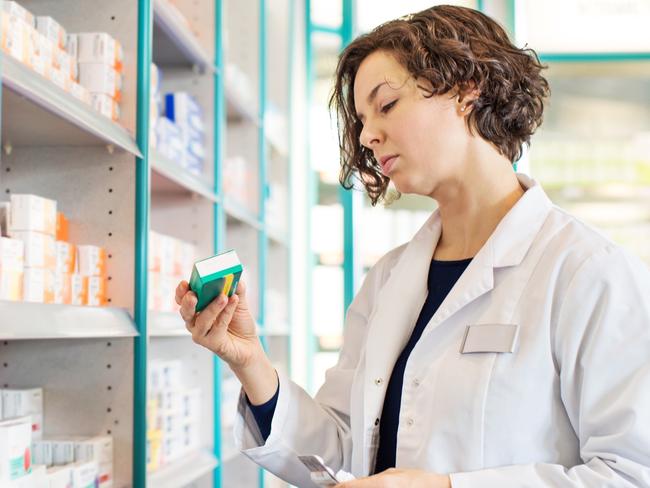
[
  {"left": 374, "top": 377, "right": 383, "bottom": 386},
  {"left": 374, "top": 418, "right": 380, "bottom": 426},
  {"left": 407, "top": 417, "right": 414, "bottom": 426},
  {"left": 413, "top": 378, "right": 420, "bottom": 387}
]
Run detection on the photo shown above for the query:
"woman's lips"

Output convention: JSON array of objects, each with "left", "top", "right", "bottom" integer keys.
[{"left": 381, "top": 155, "right": 398, "bottom": 176}]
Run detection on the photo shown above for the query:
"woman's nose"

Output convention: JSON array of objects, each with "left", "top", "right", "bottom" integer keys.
[{"left": 359, "top": 121, "right": 382, "bottom": 149}]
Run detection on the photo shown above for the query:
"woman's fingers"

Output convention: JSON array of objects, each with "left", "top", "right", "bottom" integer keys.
[
  {"left": 180, "top": 291, "right": 198, "bottom": 323},
  {"left": 194, "top": 293, "right": 229, "bottom": 337},
  {"left": 175, "top": 280, "right": 190, "bottom": 306},
  {"left": 206, "top": 294, "right": 239, "bottom": 339}
]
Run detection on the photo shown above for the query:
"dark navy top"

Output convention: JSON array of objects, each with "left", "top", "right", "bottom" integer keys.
[{"left": 248, "top": 257, "right": 472, "bottom": 472}]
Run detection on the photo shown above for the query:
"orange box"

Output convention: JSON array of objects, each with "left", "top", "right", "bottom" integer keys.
[
  {"left": 54, "top": 272, "right": 72, "bottom": 304},
  {"left": 77, "top": 245, "right": 107, "bottom": 277},
  {"left": 87, "top": 276, "right": 107, "bottom": 307},
  {"left": 23, "top": 268, "right": 55, "bottom": 303},
  {"left": 0, "top": 267, "right": 23, "bottom": 301},
  {"left": 56, "top": 212, "right": 69, "bottom": 242},
  {"left": 55, "top": 241, "right": 76, "bottom": 274},
  {"left": 71, "top": 274, "right": 88, "bottom": 305}
]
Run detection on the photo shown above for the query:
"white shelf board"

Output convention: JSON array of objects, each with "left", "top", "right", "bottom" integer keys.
[
  {"left": 153, "top": 0, "right": 214, "bottom": 71},
  {"left": 0, "top": 301, "right": 138, "bottom": 340},
  {"left": 149, "top": 311, "right": 190, "bottom": 337},
  {"left": 148, "top": 449, "right": 218, "bottom": 488},
  {"left": 223, "top": 197, "right": 264, "bottom": 230},
  {"left": 1, "top": 56, "right": 140, "bottom": 156},
  {"left": 151, "top": 150, "right": 219, "bottom": 202},
  {"left": 267, "top": 225, "right": 289, "bottom": 246}
]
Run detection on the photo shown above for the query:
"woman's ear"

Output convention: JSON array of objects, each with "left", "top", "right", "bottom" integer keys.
[{"left": 455, "top": 83, "right": 480, "bottom": 114}]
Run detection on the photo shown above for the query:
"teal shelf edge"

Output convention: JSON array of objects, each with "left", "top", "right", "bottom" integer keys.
[
  {"left": 134, "top": 0, "right": 153, "bottom": 487},
  {"left": 539, "top": 52, "right": 650, "bottom": 62}
]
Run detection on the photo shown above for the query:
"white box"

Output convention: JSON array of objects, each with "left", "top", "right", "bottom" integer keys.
[
  {"left": 0, "top": 416, "right": 32, "bottom": 482},
  {"left": 181, "top": 388, "right": 201, "bottom": 420},
  {"left": 47, "top": 438, "right": 83, "bottom": 466},
  {"left": 12, "top": 464, "right": 48, "bottom": 487},
  {"left": 23, "top": 268, "right": 55, "bottom": 304},
  {"left": 69, "top": 82, "right": 91, "bottom": 105},
  {"left": 79, "top": 63, "right": 121, "bottom": 100},
  {"left": 1, "top": 1, "right": 34, "bottom": 26},
  {"left": 156, "top": 390, "right": 183, "bottom": 413},
  {"left": 149, "top": 360, "right": 182, "bottom": 392},
  {"left": 35, "top": 16, "right": 65, "bottom": 49},
  {"left": 71, "top": 460, "right": 98, "bottom": 488},
  {"left": 74, "top": 436, "right": 112, "bottom": 466},
  {"left": 77, "top": 245, "right": 106, "bottom": 277},
  {"left": 46, "top": 465, "right": 72, "bottom": 488},
  {"left": 0, "top": 237, "right": 24, "bottom": 270},
  {"left": 73, "top": 32, "right": 121, "bottom": 69},
  {"left": 90, "top": 93, "right": 119, "bottom": 122},
  {"left": 0, "top": 267, "right": 23, "bottom": 301},
  {"left": 9, "top": 194, "right": 57, "bottom": 236},
  {"left": 32, "top": 440, "right": 53, "bottom": 466},
  {"left": 9, "top": 231, "right": 56, "bottom": 269},
  {"left": 1, "top": 388, "right": 42, "bottom": 440},
  {"left": 1, "top": 14, "right": 30, "bottom": 65},
  {"left": 53, "top": 48, "right": 76, "bottom": 81}
]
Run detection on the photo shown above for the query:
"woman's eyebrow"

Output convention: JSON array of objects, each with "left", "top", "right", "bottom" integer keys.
[{"left": 356, "top": 81, "right": 389, "bottom": 120}]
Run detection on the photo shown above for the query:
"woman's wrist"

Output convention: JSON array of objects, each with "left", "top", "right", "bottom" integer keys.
[{"left": 230, "top": 346, "right": 279, "bottom": 406}]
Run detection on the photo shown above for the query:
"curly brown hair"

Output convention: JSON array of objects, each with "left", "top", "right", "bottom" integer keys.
[{"left": 329, "top": 5, "right": 550, "bottom": 205}]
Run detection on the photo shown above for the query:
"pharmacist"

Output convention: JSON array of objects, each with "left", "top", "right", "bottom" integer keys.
[{"left": 176, "top": 5, "right": 650, "bottom": 488}]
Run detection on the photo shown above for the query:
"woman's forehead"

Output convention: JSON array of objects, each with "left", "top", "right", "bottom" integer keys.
[{"left": 354, "top": 51, "right": 407, "bottom": 102}]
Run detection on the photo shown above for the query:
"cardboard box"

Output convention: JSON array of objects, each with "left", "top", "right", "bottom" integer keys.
[
  {"left": 0, "top": 389, "right": 43, "bottom": 440},
  {"left": 71, "top": 460, "right": 98, "bottom": 488},
  {"left": 77, "top": 246, "right": 106, "bottom": 277},
  {"left": 53, "top": 48, "right": 76, "bottom": 81},
  {"left": 0, "top": 237, "right": 24, "bottom": 270},
  {"left": 53, "top": 272, "right": 72, "bottom": 305},
  {"left": 87, "top": 276, "right": 106, "bottom": 307},
  {"left": 48, "top": 439, "right": 76, "bottom": 466},
  {"left": 32, "top": 440, "right": 53, "bottom": 466},
  {"left": 23, "top": 267, "right": 55, "bottom": 304},
  {"left": 9, "top": 194, "right": 57, "bottom": 236},
  {"left": 0, "top": 267, "right": 23, "bottom": 301},
  {"left": 0, "top": 416, "right": 32, "bottom": 482},
  {"left": 12, "top": 464, "right": 48, "bottom": 487},
  {"left": 74, "top": 436, "right": 112, "bottom": 486},
  {"left": 35, "top": 16, "right": 65, "bottom": 49},
  {"left": 0, "top": 1, "right": 34, "bottom": 25},
  {"left": 71, "top": 274, "right": 88, "bottom": 306},
  {"left": 149, "top": 360, "right": 182, "bottom": 392},
  {"left": 55, "top": 241, "right": 75, "bottom": 274},
  {"left": 45, "top": 465, "right": 72, "bottom": 488},
  {"left": 69, "top": 82, "right": 92, "bottom": 105},
  {"left": 49, "top": 66, "right": 71, "bottom": 92},
  {"left": 10, "top": 231, "right": 55, "bottom": 269},
  {"left": 91, "top": 93, "right": 120, "bottom": 122},
  {"left": 79, "top": 63, "right": 121, "bottom": 100},
  {"left": 1, "top": 13, "right": 30, "bottom": 64},
  {"left": 72, "top": 32, "right": 122, "bottom": 71}
]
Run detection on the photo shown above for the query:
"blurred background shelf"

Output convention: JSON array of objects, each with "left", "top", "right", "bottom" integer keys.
[
  {"left": 151, "top": 150, "right": 219, "bottom": 202},
  {"left": 0, "top": 302, "right": 138, "bottom": 340},
  {"left": 147, "top": 449, "right": 218, "bottom": 488}
]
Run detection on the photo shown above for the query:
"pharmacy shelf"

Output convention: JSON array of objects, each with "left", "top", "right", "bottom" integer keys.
[
  {"left": 151, "top": 150, "right": 219, "bottom": 202},
  {"left": 147, "top": 449, "right": 218, "bottom": 488},
  {"left": 149, "top": 311, "right": 190, "bottom": 337},
  {"left": 1, "top": 56, "right": 140, "bottom": 156},
  {"left": 267, "top": 225, "right": 289, "bottom": 246},
  {"left": 225, "top": 77, "right": 259, "bottom": 125},
  {"left": 153, "top": 0, "right": 214, "bottom": 71},
  {"left": 0, "top": 302, "right": 138, "bottom": 340},
  {"left": 257, "top": 323, "right": 291, "bottom": 336},
  {"left": 223, "top": 196, "right": 264, "bottom": 230}
]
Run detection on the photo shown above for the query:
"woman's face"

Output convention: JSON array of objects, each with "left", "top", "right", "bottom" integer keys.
[{"left": 353, "top": 50, "right": 471, "bottom": 197}]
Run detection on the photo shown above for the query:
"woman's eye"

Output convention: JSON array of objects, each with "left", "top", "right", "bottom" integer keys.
[{"left": 380, "top": 100, "right": 397, "bottom": 113}]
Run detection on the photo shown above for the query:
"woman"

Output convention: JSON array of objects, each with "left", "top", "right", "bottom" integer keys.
[{"left": 176, "top": 6, "right": 650, "bottom": 487}]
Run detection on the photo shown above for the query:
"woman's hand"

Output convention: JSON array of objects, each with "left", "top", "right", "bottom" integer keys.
[
  {"left": 175, "top": 279, "right": 260, "bottom": 370},
  {"left": 336, "top": 469, "right": 451, "bottom": 488}
]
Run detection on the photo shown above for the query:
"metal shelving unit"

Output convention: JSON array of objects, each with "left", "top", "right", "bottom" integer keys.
[{"left": 0, "top": 0, "right": 295, "bottom": 487}]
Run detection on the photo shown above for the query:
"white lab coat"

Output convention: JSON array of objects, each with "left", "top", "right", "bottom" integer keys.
[{"left": 234, "top": 174, "right": 650, "bottom": 487}]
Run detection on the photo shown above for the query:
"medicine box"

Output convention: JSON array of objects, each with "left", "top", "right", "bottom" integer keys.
[
  {"left": 72, "top": 32, "right": 122, "bottom": 71},
  {"left": 9, "top": 194, "right": 57, "bottom": 236},
  {"left": 79, "top": 63, "right": 122, "bottom": 101},
  {"left": 45, "top": 465, "right": 72, "bottom": 488},
  {"left": 1, "top": 388, "right": 43, "bottom": 440},
  {"left": 71, "top": 274, "right": 88, "bottom": 306},
  {"left": 53, "top": 272, "right": 72, "bottom": 305},
  {"left": 0, "top": 236, "right": 24, "bottom": 269},
  {"left": 87, "top": 276, "right": 107, "bottom": 307},
  {"left": 1, "top": 1, "right": 34, "bottom": 25},
  {"left": 35, "top": 16, "right": 66, "bottom": 49},
  {"left": 0, "top": 416, "right": 32, "bottom": 482},
  {"left": 55, "top": 241, "right": 76, "bottom": 274},
  {"left": 91, "top": 93, "right": 120, "bottom": 121},
  {"left": 0, "top": 268, "right": 23, "bottom": 301},
  {"left": 77, "top": 245, "right": 107, "bottom": 277},
  {"left": 23, "top": 267, "right": 55, "bottom": 304}
]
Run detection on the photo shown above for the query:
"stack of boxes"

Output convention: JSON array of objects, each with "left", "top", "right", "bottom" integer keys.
[
  {"left": 148, "top": 231, "right": 196, "bottom": 313},
  {"left": 147, "top": 360, "right": 202, "bottom": 471},
  {"left": 0, "top": 1, "right": 124, "bottom": 122},
  {"left": 0, "top": 194, "right": 107, "bottom": 306},
  {"left": 0, "top": 386, "right": 114, "bottom": 487},
  {"left": 149, "top": 61, "right": 207, "bottom": 175}
]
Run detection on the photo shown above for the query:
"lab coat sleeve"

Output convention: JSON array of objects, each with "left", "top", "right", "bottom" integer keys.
[
  {"left": 450, "top": 245, "right": 650, "bottom": 487},
  {"left": 232, "top": 251, "right": 393, "bottom": 487}
]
